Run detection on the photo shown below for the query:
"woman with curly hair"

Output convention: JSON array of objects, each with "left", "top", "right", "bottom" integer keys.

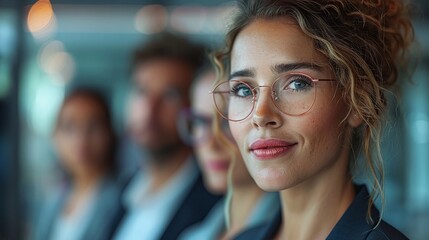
[{"left": 210, "top": 0, "right": 413, "bottom": 239}]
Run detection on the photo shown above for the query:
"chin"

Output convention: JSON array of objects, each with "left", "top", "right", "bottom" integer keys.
[
  {"left": 205, "top": 177, "right": 227, "bottom": 194},
  {"left": 250, "top": 165, "right": 295, "bottom": 192}
]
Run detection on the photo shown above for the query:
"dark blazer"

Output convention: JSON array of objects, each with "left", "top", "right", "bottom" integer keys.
[
  {"left": 34, "top": 175, "right": 129, "bottom": 240},
  {"left": 234, "top": 185, "right": 408, "bottom": 240},
  {"left": 159, "top": 173, "right": 222, "bottom": 240}
]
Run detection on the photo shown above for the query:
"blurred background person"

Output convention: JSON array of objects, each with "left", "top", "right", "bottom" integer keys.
[
  {"left": 0, "top": 1, "right": 427, "bottom": 239},
  {"left": 113, "top": 33, "right": 221, "bottom": 240},
  {"left": 178, "top": 63, "right": 280, "bottom": 240},
  {"left": 34, "top": 88, "right": 126, "bottom": 240}
]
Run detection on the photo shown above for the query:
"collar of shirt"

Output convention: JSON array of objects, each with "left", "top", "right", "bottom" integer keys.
[
  {"left": 114, "top": 156, "right": 198, "bottom": 240},
  {"left": 123, "top": 155, "right": 198, "bottom": 209}
]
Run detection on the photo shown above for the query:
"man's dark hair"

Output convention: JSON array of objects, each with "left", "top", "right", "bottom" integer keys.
[{"left": 132, "top": 32, "right": 206, "bottom": 71}]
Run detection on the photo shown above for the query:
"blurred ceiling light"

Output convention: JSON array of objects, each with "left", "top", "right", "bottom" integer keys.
[
  {"left": 135, "top": 4, "right": 167, "bottom": 34},
  {"left": 170, "top": 6, "right": 207, "bottom": 34},
  {"left": 27, "top": 0, "right": 56, "bottom": 37},
  {"left": 38, "top": 41, "right": 75, "bottom": 85}
]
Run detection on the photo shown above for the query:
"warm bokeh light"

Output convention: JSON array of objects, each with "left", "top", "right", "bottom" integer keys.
[
  {"left": 134, "top": 4, "right": 168, "bottom": 34},
  {"left": 38, "top": 41, "right": 75, "bottom": 85},
  {"left": 27, "top": 0, "right": 55, "bottom": 33}
]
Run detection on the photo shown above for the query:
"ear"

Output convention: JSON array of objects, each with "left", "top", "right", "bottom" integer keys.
[{"left": 348, "top": 111, "right": 363, "bottom": 128}]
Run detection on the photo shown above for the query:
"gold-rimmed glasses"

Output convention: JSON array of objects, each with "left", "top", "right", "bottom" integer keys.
[{"left": 210, "top": 72, "right": 336, "bottom": 122}]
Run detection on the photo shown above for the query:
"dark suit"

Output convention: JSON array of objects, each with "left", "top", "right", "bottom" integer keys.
[
  {"left": 234, "top": 185, "right": 409, "bottom": 240},
  {"left": 159, "top": 174, "right": 221, "bottom": 240}
]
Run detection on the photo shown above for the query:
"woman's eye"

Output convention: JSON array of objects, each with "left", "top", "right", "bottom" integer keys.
[
  {"left": 286, "top": 76, "right": 312, "bottom": 91},
  {"left": 231, "top": 83, "right": 253, "bottom": 97}
]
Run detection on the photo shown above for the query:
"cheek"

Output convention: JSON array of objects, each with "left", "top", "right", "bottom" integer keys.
[
  {"left": 135, "top": 99, "right": 150, "bottom": 120},
  {"left": 195, "top": 144, "right": 211, "bottom": 162},
  {"left": 229, "top": 121, "right": 254, "bottom": 176},
  {"left": 298, "top": 102, "right": 349, "bottom": 156},
  {"left": 57, "top": 135, "right": 75, "bottom": 157},
  {"left": 229, "top": 121, "right": 248, "bottom": 151},
  {"left": 92, "top": 135, "right": 110, "bottom": 154},
  {"left": 232, "top": 154, "right": 254, "bottom": 184},
  {"left": 157, "top": 107, "right": 179, "bottom": 131}
]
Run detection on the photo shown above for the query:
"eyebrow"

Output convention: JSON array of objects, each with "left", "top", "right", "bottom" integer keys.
[
  {"left": 229, "top": 69, "right": 255, "bottom": 80},
  {"left": 271, "top": 62, "right": 323, "bottom": 74},
  {"left": 229, "top": 62, "right": 323, "bottom": 81}
]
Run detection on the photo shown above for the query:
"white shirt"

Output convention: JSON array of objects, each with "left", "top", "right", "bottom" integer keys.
[
  {"left": 114, "top": 157, "right": 198, "bottom": 240},
  {"left": 49, "top": 188, "right": 96, "bottom": 240}
]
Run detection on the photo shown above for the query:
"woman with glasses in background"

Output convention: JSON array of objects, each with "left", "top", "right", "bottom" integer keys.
[
  {"left": 35, "top": 88, "right": 127, "bottom": 240},
  {"left": 178, "top": 64, "right": 279, "bottom": 240},
  {"left": 211, "top": 0, "right": 413, "bottom": 239}
]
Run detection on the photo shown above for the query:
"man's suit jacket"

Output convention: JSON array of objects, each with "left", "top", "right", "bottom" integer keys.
[{"left": 159, "top": 173, "right": 221, "bottom": 240}]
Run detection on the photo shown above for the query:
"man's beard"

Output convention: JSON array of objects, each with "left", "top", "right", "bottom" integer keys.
[{"left": 141, "top": 140, "right": 189, "bottom": 167}]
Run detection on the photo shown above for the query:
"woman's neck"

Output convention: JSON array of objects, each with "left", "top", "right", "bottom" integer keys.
[
  {"left": 73, "top": 176, "right": 99, "bottom": 194},
  {"left": 222, "top": 183, "right": 265, "bottom": 240},
  {"left": 63, "top": 169, "right": 105, "bottom": 218},
  {"left": 73, "top": 166, "right": 107, "bottom": 193},
  {"left": 277, "top": 166, "right": 355, "bottom": 240}
]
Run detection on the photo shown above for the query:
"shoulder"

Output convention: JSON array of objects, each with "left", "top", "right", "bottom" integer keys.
[
  {"left": 178, "top": 200, "right": 225, "bottom": 240},
  {"left": 365, "top": 220, "right": 409, "bottom": 240},
  {"left": 326, "top": 184, "right": 409, "bottom": 240},
  {"left": 159, "top": 173, "right": 222, "bottom": 240}
]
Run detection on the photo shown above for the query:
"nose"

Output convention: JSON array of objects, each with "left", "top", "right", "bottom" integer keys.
[
  {"left": 146, "top": 95, "right": 161, "bottom": 116},
  {"left": 252, "top": 87, "right": 282, "bottom": 129}
]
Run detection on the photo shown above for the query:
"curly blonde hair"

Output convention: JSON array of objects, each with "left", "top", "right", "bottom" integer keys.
[{"left": 212, "top": 0, "right": 413, "bottom": 223}]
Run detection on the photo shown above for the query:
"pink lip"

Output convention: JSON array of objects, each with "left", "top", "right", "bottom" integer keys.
[
  {"left": 249, "top": 139, "right": 297, "bottom": 160},
  {"left": 206, "top": 160, "right": 230, "bottom": 172}
]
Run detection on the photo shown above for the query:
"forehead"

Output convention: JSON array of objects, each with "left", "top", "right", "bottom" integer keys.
[
  {"left": 231, "top": 18, "right": 325, "bottom": 73},
  {"left": 133, "top": 58, "right": 194, "bottom": 91},
  {"left": 60, "top": 97, "right": 105, "bottom": 122}
]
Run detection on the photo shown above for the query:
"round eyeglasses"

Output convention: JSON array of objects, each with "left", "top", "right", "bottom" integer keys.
[
  {"left": 210, "top": 73, "right": 336, "bottom": 122},
  {"left": 178, "top": 108, "right": 231, "bottom": 146}
]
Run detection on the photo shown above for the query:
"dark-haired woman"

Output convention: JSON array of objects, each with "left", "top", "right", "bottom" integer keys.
[{"left": 35, "top": 89, "right": 127, "bottom": 240}]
